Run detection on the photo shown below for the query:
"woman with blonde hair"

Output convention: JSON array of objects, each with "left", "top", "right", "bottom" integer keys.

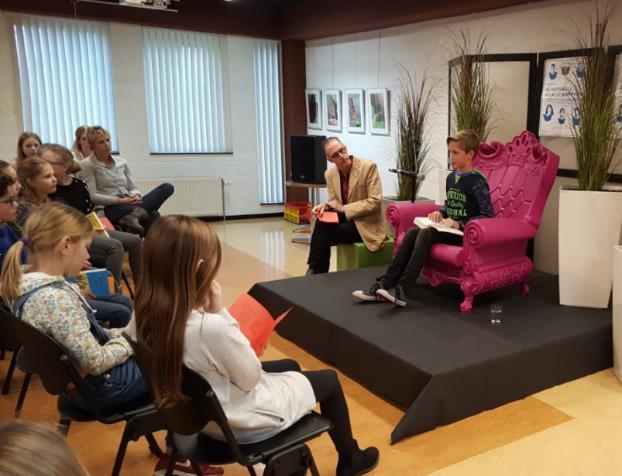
[
  {"left": 0, "top": 419, "right": 88, "bottom": 476},
  {"left": 134, "top": 216, "right": 379, "bottom": 476},
  {"left": 72, "top": 125, "right": 91, "bottom": 161},
  {"left": 0, "top": 202, "right": 148, "bottom": 411}
]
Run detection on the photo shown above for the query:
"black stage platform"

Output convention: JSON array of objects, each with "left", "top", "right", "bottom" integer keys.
[{"left": 249, "top": 267, "right": 612, "bottom": 444}]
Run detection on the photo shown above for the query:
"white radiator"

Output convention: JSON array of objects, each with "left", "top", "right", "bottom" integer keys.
[{"left": 135, "top": 177, "right": 225, "bottom": 218}]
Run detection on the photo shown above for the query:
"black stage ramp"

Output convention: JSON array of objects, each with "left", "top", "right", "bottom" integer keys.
[{"left": 249, "top": 267, "right": 612, "bottom": 444}]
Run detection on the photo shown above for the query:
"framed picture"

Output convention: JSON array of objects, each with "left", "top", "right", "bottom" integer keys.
[
  {"left": 323, "top": 89, "right": 342, "bottom": 132},
  {"left": 367, "top": 88, "right": 390, "bottom": 135},
  {"left": 345, "top": 89, "right": 365, "bottom": 133},
  {"left": 305, "top": 89, "right": 321, "bottom": 129}
]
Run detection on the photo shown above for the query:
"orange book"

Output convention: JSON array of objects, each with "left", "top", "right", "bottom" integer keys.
[
  {"left": 228, "top": 294, "right": 291, "bottom": 356},
  {"left": 318, "top": 211, "right": 339, "bottom": 223}
]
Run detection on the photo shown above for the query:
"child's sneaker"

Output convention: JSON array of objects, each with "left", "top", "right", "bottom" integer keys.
[
  {"left": 352, "top": 281, "right": 384, "bottom": 302},
  {"left": 376, "top": 285, "right": 407, "bottom": 307}
]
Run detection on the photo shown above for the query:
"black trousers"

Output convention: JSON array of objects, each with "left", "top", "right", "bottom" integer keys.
[
  {"left": 380, "top": 227, "right": 463, "bottom": 293},
  {"left": 262, "top": 360, "right": 356, "bottom": 457},
  {"left": 307, "top": 220, "right": 361, "bottom": 273}
]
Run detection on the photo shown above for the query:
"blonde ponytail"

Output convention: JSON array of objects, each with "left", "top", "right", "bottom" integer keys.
[
  {"left": 0, "top": 202, "right": 92, "bottom": 305},
  {"left": 1, "top": 241, "right": 26, "bottom": 305}
]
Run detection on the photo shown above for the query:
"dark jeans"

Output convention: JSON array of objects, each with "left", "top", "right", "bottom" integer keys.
[
  {"left": 88, "top": 294, "right": 133, "bottom": 328},
  {"left": 380, "top": 227, "right": 463, "bottom": 293},
  {"left": 307, "top": 220, "right": 361, "bottom": 273},
  {"left": 104, "top": 183, "right": 174, "bottom": 230},
  {"left": 262, "top": 359, "right": 356, "bottom": 457}
]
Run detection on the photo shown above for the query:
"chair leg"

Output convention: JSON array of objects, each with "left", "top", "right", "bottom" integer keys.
[
  {"left": 2, "top": 352, "right": 17, "bottom": 395},
  {"left": 144, "top": 432, "right": 163, "bottom": 456},
  {"left": 111, "top": 424, "right": 132, "bottom": 476},
  {"left": 58, "top": 416, "right": 72, "bottom": 436},
  {"left": 521, "top": 281, "right": 530, "bottom": 296},
  {"left": 246, "top": 466, "right": 257, "bottom": 476},
  {"left": 191, "top": 461, "right": 205, "bottom": 476},
  {"left": 13, "top": 372, "right": 31, "bottom": 417},
  {"left": 165, "top": 446, "right": 178, "bottom": 476},
  {"left": 122, "top": 273, "right": 135, "bottom": 299}
]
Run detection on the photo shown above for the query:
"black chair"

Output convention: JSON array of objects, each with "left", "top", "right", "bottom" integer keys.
[
  {"left": 11, "top": 316, "right": 166, "bottom": 476},
  {"left": 0, "top": 306, "right": 34, "bottom": 417},
  {"left": 125, "top": 334, "right": 333, "bottom": 476}
]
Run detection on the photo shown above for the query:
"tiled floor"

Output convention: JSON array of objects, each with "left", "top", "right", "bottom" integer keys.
[{"left": 0, "top": 216, "right": 619, "bottom": 475}]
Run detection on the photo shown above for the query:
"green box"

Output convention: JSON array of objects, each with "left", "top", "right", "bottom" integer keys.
[{"left": 337, "top": 238, "right": 394, "bottom": 271}]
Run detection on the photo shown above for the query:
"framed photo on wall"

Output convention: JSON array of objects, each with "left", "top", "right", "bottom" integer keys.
[
  {"left": 345, "top": 89, "right": 365, "bottom": 133},
  {"left": 324, "top": 89, "right": 342, "bottom": 132},
  {"left": 367, "top": 88, "right": 390, "bottom": 135},
  {"left": 305, "top": 89, "right": 321, "bottom": 129}
]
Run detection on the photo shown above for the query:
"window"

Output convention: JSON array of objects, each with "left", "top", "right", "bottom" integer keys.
[
  {"left": 253, "top": 40, "right": 283, "bottom": 204},
  {"left": 143, "top": 27, "right": 230, "bottom": 154},
  {"left": 12, "top": 14, "right": 119, "bottom": 149}
]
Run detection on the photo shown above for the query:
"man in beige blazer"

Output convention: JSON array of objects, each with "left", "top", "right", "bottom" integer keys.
[{"left": 306, "top": 137, "right": 387, "bottom": 274}]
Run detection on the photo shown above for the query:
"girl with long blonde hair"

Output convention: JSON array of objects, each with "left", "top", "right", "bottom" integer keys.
[
  {"left": 134, "top": 216, "right": 379, "bottom": 476},
  {"left": 72, "top": 125, "right": 91, "bottom": 161},
  {"left": 0, "top": 202, "right": 148, "bottom": 411}
]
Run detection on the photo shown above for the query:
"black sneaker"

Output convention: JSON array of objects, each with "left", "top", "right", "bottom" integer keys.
[
  {"left": 376, "top": 285, "right": 407, "bottom": 307},
  {"left": 336, "top": 443, "right": 379, "bottom": 476},
  {"left": 352, "top": 281, "right": 384, "bottom": 302}
]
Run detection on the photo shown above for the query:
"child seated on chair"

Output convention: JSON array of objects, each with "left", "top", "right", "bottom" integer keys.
[
  {"left": 133, "top": 215, "right": 379, "bottom": 476},
  {"left": 353, "top": 129, "right": 494, "bottom": 307}
]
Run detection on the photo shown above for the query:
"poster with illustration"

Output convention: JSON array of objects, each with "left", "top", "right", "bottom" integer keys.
[
  {"left": 324, "top": 90, "right": 342, "bottom": 132},
  {"left": 539, "top": 57, "right": 583, "bottom": 137},
  {"left": 345, "top": 89, "right": 365, "bottom": 133},
  {"left": 367, "top": 88, "right": 390, "bottom": 135},
  {"left": 305, "top": 89, "right": 321, "bottom": 130}
]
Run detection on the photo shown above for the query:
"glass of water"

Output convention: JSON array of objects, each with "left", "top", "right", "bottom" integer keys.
[{"left": 490, "top": 303, "right": 503, "bottom": 325}]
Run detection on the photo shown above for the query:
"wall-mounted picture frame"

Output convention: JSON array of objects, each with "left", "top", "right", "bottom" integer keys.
[
  {"left": 324, "top": 89, "right": 342, "bottom": 132},
  {"left": 367, "top": 88, "right": 390, "bottom": 135},
  {"left": 305, "top": 89, "right": 321, "bottom": 130},
  {"left": 345, "top": 89, "right": 365, "bottom": 133}
]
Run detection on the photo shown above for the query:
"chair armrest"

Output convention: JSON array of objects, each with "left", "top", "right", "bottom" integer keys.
[
  {"left": 464, "top": 218, "right": 537, "bottom": 248},
  {"left": 386, "top": 202, "right": 442, "bottom": 231}
]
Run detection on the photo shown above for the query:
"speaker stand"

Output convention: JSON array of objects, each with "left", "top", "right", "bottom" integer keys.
[{"left": 286, "top": 181, "right": 326, "bottom": 245}]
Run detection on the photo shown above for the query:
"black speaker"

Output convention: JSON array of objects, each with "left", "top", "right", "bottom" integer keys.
[{"left": 291, "top": 135, "right": 327, "bottom": 184}]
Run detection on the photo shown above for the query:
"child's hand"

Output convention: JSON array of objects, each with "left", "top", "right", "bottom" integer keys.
[
  {"left": 428, "top": 211, "right": 443, "bottom": 222},
  {"left": 207, "top": 279, "right": 223, "bottom": 313},
  {"left": 440, "top": 218, "right": 460, "bottom": 229}
]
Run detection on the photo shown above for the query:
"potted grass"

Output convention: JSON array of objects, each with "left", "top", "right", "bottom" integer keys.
[
  {"left": 440, "top": 31, "right": 494, "bottom": 202},
  {"left": 394, "top": 65, "right": 433, "bottom": 202},
  {"left": 559, "top": 3, "right": 622, "bottom": 308}
]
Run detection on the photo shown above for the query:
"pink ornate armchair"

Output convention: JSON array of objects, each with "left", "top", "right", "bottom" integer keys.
[{"left": 386, "top": 131, "right": 559, "bottom": 313}]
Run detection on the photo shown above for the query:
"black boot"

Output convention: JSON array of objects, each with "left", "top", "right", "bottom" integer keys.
[
  {"left": 119, "top": 207, "right": 149, "bottom": 235},
  {"left": 336, "top": 441, "right": 379, "bottom": 476}
]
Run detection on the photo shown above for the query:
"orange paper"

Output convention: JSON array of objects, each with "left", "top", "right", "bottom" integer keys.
[
  {"left": 228, "top": 294, "right": 291, "bottom": 356},
  {"left": 318, "top": 211, "right": 339, "bottom": 223}
]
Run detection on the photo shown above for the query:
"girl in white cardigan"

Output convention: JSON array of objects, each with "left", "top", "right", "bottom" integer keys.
[{"left": 134, "top": 216, "right": 379, "bottom": 476}]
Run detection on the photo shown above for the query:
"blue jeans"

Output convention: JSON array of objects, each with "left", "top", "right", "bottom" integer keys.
[
  {"left": 104, "top": 183, "right": 174, "bottom": 230},
  {"left": 88, "top": 294, "right": 133, "bottom": 328}
]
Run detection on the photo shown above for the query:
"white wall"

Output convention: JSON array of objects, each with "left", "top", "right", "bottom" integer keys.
[
  {"left": 305, "top": 0, "right": 622, "bottom": 273},
  {"left": 0, "top": 11, "right": 282, "bottom": 217}
]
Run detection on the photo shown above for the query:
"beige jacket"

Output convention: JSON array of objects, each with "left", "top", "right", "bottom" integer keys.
[{"left": 325, "top": 157, "right": 387, "bottom": 251}]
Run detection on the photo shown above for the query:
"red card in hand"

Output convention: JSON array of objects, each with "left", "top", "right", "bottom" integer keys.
[{"left": 318, "top": 211, "right": 339, "bottom": 223}]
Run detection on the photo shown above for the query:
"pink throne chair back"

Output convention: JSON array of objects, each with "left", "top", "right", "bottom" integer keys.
[{"left": 386, "top": 131, "right": 560, "bottom": 312}]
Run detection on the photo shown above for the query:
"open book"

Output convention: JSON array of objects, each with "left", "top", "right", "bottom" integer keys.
[
  {"left": 86, "top": 212, "right": 115, "bottom": 238},
  {"left": 414, "top": 216, "right": 464, "bottom": 236},
  {"left": 228, "top": 294, "right": 292, "bottom": 356}
]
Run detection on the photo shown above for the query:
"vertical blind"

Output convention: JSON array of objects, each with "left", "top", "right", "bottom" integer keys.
[
  {"left": 143, "top": 27, "right": 230, "bottom": 153},
  {"left": 12, "top": 14, "right": 119, "bottom": 149},
  {"left": 253, "top": 40, "right": 283, "bottom": 204}
]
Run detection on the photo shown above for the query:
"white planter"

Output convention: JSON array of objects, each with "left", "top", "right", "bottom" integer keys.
[
  {"left": 559, "top": 188, "right": 622, "bottom": 308},
  {"left": 613, "top": 246, "right": 622, "bottom": 383}
]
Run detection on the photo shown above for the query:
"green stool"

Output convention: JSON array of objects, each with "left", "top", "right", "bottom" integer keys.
[{"left": 337, "top": 238, "right": 394, "bottom": 271}]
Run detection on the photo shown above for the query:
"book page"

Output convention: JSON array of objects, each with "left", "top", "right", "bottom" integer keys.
[
  {"left": 414, "top": 216, "right": 464, "bottom": 236},
  {"left": 228, "top": 293, "right": 291, "bottom": 355},
  {"left": 318, "top": 211, "right": 339, "bottom": 223}
]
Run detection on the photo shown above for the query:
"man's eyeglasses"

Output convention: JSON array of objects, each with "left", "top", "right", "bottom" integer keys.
[{"left": 0, "top": 198, "right": 18, "bottom": 207}]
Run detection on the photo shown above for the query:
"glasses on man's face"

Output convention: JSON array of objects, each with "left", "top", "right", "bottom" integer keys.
[
  {"left": 328, "top": 146, "right": 347, "bottom": 160},
  {"left": 0, "top": 198, "right": 18, "bottom": 207}
]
